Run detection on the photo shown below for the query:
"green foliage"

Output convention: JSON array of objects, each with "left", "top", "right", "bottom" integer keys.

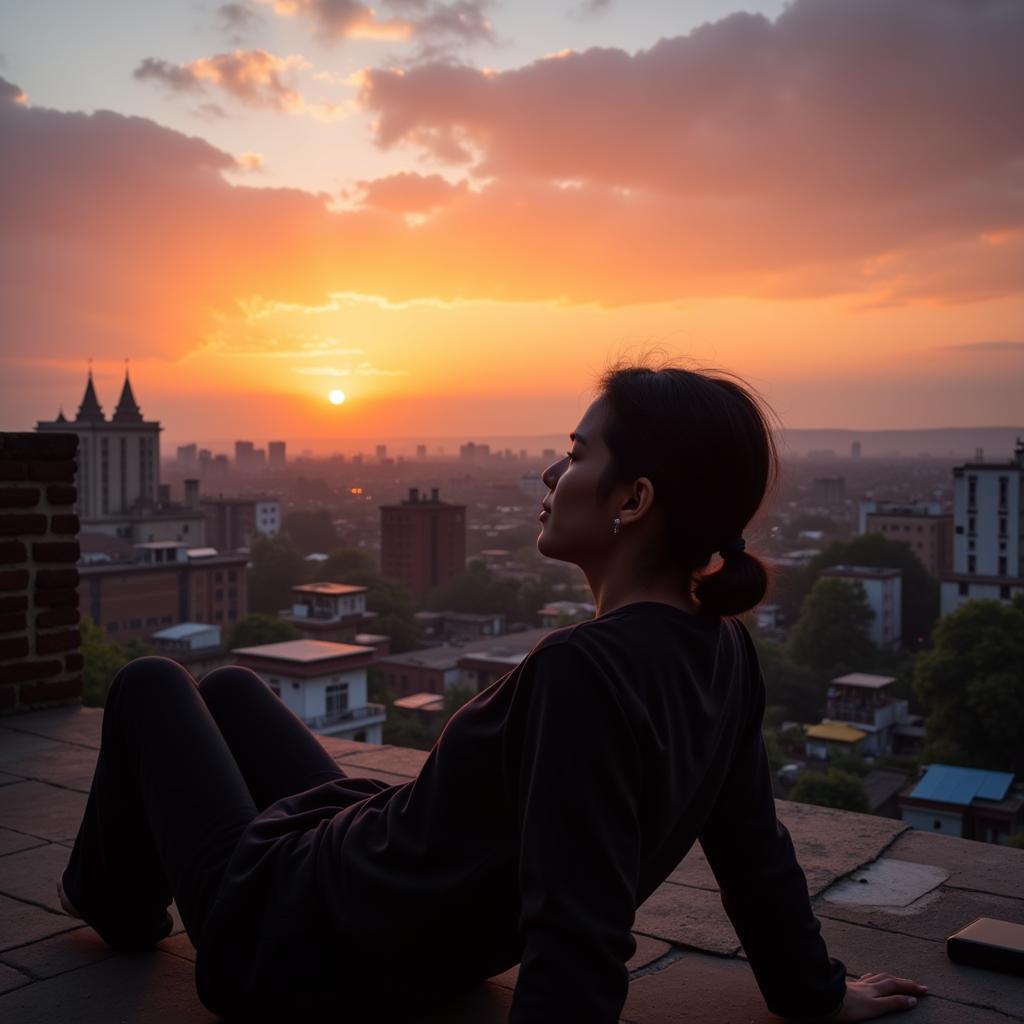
[
  {"left": 345, "top": 568, "right": 421, "bottom": 653},
  {"left": 913, "top": 597, "right": 1024, "bottom": 775},
  {"left": 427, "top": 560, "right": 523, "bottom": 619},
  {"left": 763, "top": 730, "right": 786, "bottom": 773},
  {"left": 247, "top": 534, "right": 309, "bottom": 614},
  {"left": 1008, "top": 831, "right": 1024, "bottom": 850},
  {"left": 787, "top": 578, "right": 876, "bottom": 678},
  {"left": 80, "top": 615, "right": 153, "bottom": 707},
  {"left": 311, "top": 548, "right": 375, "bottom": 582},
  {"left": 280, "top": 508, "right": 340, "bottom": 556},
  {"left": 808, "top": 533, "right": 941, "bottom": 647},
  {"left": 754, "top": 635, "right": 827, "bottom": 722},
  {"left": 227, "top": 614, "right": 300, "bottom": 650},
  {"left": 791, "top": 768, "right": 869, "bottom": 813},
  {"left": 829, "top": 749, "right": 870, "bottom": 777}
]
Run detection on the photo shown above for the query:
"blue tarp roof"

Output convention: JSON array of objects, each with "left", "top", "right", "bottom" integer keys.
[{"left": 910, "top": 764, "right": 1014, "bottom": 806}]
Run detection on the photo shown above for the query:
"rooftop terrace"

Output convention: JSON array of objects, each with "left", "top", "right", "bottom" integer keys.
[{"left": 2, "top": 706, "right": 1022, "bottom": 1022}]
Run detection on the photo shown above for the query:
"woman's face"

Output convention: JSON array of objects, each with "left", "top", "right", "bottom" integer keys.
[{"left": 537, "top": 397, "right": 622, "bottom": 566}]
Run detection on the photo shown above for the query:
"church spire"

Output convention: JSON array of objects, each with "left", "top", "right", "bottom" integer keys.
[
  {"left": 75, "top": 364, "right": 105, "bottom": 422},
  {"left": 112, "top": 360, "right": 143, "bottom": 423}
]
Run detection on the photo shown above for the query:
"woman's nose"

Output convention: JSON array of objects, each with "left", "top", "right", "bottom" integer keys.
[{"left": 541, "top": 457, "right": 565, "bottom": 490}]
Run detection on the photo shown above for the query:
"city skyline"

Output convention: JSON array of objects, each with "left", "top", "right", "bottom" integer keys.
[{"left": 3, "top": 0, "right": 1023, "bottom": 438}]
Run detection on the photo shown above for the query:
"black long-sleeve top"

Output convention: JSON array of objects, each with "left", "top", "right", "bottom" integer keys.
[{"left": 195, "top": 602, "right": 847, "bottom": 1021}]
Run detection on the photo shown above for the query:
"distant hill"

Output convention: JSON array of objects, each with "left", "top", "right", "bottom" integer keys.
[{"left": 176, "top": 426, "right": 1024, "bottom": 461}]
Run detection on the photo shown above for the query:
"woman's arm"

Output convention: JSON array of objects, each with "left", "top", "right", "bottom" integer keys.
[{"left": 508, "top": 642, "right": 642, "bottom": 1024}]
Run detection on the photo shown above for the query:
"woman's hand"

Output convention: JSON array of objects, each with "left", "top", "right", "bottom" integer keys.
[{"left": 824, "top": 972, "right": 928, "bottom": 1021}]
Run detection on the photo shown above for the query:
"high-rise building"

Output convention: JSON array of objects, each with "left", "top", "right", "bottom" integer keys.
[
  {"left": 819, "top": 565, "right": 902, "bottom": 648},
  {"left": 379, "top": 487, "right": 466, "bottom": 598},
  {"left": 268, "top": 441, "right": 286, "bottom": 469},
  {"left": 459, "top": 442, "right": 490, "bottom": 462},
  {"left": 941, "top": 441, "right": 1024, "bottom": 615},
  {"left": 177, "top": 443, "right": 198, "bottom": 467},
  {"left": 851, "top": 441, "right": 862, "bottom": 458},
  {"left": 234, "top": 440, "right": 254, "bottom": 472},
  {"left": 37, "top": 368, "right": 161, "bottom": 520},
  {"left": 375, "top": 444, "right": 388, "bottom": 460},
  {"left": 416, "top": 444, "right": 427, "bottom": 459},
  {"left": 861, "top": 503, "right": 953, "bottom": 577}
]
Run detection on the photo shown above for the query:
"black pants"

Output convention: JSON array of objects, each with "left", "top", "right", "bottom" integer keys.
[{"left": 63, "top": 655, "right": 347, "bottom": 951}]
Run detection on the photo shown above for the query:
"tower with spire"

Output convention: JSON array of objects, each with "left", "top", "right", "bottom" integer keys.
[{"left": 36, "top": 362, "right": 162, "bottom": 521}]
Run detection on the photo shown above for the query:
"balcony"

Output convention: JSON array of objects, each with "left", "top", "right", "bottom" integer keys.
[
  {"left": 301, "top": 701, "right": 386, "bottom": 732},
  {"left": 2, "top": 704, "right": 1023, "bottom": 1022}
]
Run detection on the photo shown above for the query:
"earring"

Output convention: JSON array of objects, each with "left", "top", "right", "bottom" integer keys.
[{"left": 612, "top": 517, "right": 621, "bottom": 534}]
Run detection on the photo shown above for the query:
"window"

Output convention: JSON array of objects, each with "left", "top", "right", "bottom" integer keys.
[
  {"left": 967, "top": 475, "right": 977, "bottom": 508},
  {"left": 999, "top": 517, "right": 1007, "bottom": 536},
  {"left": 215, "top": 572, "right": 223, "bottom": 584},
  {"left": 1000, "top": 585, "right": 1011, "bottom": 600},
  {"left": 215, "top": 589, "right": 224, "bottom": 601},
  {"left": 215, "top": 610, "right": 224, "bottom": 621},
  {"left": 968, "top": 515, "right": 976, "bottom": 534},
  {"left": 967, "top": 555, "right": 976, "bottom": 573},
  {"left": 269, "top": 683, "right": 281, "bottom": 699},
  {"left": 998, "top": 476, "right": 1008, "bottom": 509},
  {"left": 958, "top": 582, "right": 968, "bottom": 596},
  {"left": 229, "top": 571, "right": 237, "bottom": 582},
  {"left": 998, "top": 556, "right": 1007, "bottom": 576},
  {"left": 326, "top": 683, "right": 349, "bottom": 715}
]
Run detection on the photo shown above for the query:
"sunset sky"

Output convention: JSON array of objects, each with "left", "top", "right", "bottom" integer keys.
[{"left": 2, "top": 0, "right": 1022, "bottom": 450}]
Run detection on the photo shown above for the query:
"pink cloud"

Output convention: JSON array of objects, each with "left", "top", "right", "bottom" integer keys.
[{"left": 357, "top": 171, "right": 470, "bottom": 213}]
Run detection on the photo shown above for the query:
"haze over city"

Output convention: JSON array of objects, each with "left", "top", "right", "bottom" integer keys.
[{"left": 2, "top": 0, "right": 1023, "bottom": 441}]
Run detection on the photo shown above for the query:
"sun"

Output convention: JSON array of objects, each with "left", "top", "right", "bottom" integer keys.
[{"left": 328, "top": 389, "right": 346, "bottom": 405}]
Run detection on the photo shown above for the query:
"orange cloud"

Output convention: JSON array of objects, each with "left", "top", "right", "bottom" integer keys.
[
  {"left": 357, "top": 171, "right": 470, "bottom": 213},
  {"left": 134, "top": 50, "right": 346, "bottom": 120}
]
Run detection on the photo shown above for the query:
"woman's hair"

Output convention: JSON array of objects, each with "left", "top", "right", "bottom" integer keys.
[{"left": 596, "top": 360, "right": 780, "bottom": 618}]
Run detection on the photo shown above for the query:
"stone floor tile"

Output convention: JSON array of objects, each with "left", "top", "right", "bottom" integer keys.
[
  {"left": 0, "top": 731, "right": 65, "bottom": 768},
  {"left": 633, "top": 883, "right": 740, "bottom": 955},
  {"left": 815, "top": 883, "right": 1024, "bottom": 944},
  {"left": 333, "top": 765, "right": 416, "bottom": 788},
  {"left": 0, "top": 842, "right": 77, "bottom": 914},
  {"left": 628, "top": 933, "right": 673, "bottom": 973},
  {"left": 774, "top": 801, "right": 909, "bottom": 894},
  {"left": 620, "top": 951, "right": 775, "bottom": 1022},
  {"left": 1, "top": 744, "right": 98, "bottom": 793},
  {"left": 0, "top": 828, "right": 47, "bottom": 858},
  {"left": 0, "top": 925, "right": 114, "bottom": 979},
  {"left": 818, "top": 916, "right": 1024, "bottom": 1019},
  {"left": 0, "top": 949, "right": 217, "bottom": 1023},
  {"left": 158, "top": 931, "right": 196, "bottom": 963},
  {"left": 317, "top": 735, "right": 381, "bottom": 758},
  {"left": 883, "top": 830, "right": 1024, "bottom": 901},
  {"left": 335, "top": 745, "right": 429, "bottom": 777},
  {"left": 0, "top": 893, "right": 79, "bottom": 953},
  {"left": 0, "top": 962, "right": 31, "bottom": 995},
  {"left": 0, "top": 781, "right": 86, "bottom": 843},
  {"left": 667, "top": 845, "right": 718, "bottom": 891},
  {"left": 2, "top": 707, "right": 103, "bottom": 750}
]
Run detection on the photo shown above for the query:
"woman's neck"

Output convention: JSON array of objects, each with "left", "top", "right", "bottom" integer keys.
[{"left": 584, "top": 564, "right": 698, "bottom": 618}]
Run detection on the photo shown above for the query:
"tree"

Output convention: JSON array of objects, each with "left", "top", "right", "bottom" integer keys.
[
  {"left": 227, "top": 614, "right": 300, "bottom": 650},
  {"left": 280, "top": 508, "right": 340, "bottom": 556},
  {"left": 312, "top": 548, "right": 375, "bottom": 583},
  {"left": 247, "top": 534, "right": 309, "bottom": 614},
  {"left": 753, "top": 634, "right": 826, "bottom": 723},
  {"left": 913, "top": 595, "right": 1024, "bottom": 775},
  {"left": 345, "top": 569, "right": 421, "bottom": 653},
  {"left": 791, "top": 769, "right": 869, "bottom": 813},
  {"left": 80, "top": 615, "right": 153, "bottom": 707},
  {"left": 787, "top": 578, "right": 876, "bottom": 679},
  {"left": 808, "top": 533, "right": 941, "bottom": 647},
  {"left": 427, "top": 560, "right": 523, "bottom": 621}
]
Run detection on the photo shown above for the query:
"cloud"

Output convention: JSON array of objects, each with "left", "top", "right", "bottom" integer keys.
[
  {"left": 2, "top": 3, "right": 1024, "bottom": 367},
  {"left": 217, "top": 2, "right": 264, "bottom": 41},
  {"left": 258, "top": 0, "right": 493, "bottom": 48},
  {"left": 357, "top": 171, "right": 470, "bottom": 213},
  {"left": 258, "top": 0, "right": 410, "bottom": 41},
  {"left": 134, "top": 50, "right": 346, "bottom": 119},
  {"left": 293, "top": 361, "right": 407, "bottom": 376},
  {"left": 0, "top": 75, "right": 26, "bottom": 105},
  {"left": 937, "top": 340, "right": 1024, "bottom": 352}
]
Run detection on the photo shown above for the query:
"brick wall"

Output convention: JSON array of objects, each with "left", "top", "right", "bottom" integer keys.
[{"left": 0, "top": 432, "right": 82, "bottom": 714}]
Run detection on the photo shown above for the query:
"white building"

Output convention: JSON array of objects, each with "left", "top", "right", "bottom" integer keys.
[
  {"left": 254, "top": 498, "right": 280, "bottom": 537},
  {"left": 823, "top": 672, "right": 911, "bottom": 757},
  {"left": 941, "top": 441, "right": 1024, "bottom": 616},
  {"left": 232, "top": 639, "right": 385, "bottom": 743},
  {"left": 819, "top": 565, "right": 902, "bottom": 648}
]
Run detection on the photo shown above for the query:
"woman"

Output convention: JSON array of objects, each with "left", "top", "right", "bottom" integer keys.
[{"left": 61, "top": 363, "right": 927, "bottom": 1022}]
